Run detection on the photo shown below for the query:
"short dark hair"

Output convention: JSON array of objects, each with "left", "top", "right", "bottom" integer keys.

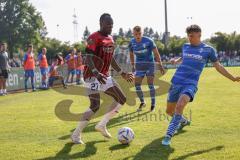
[
  {"left": 133, "top": 26, "right": 141, "bottom": 32},
  {"left": 27, "top": 44, "right": 33, "bottom": 48},
  {"left": 0, "top": 42, "right": 7, "bottom": 46},
  {"left": 100, "top": 13, "right": 111, "bottom": 23},
  {"left": 186, "top": 25, "right": 201, "bottom": 34}
]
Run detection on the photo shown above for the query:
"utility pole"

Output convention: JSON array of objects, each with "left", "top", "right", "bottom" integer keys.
[
  {"left": 163, "top": 0, "right": 170, "bottom": 49},
  {"left": 73, "top": 9, "right": 79, "bottom": 43}
]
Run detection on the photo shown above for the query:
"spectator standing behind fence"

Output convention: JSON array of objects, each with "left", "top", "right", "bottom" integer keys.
[
  {"left": 65, "top": 48, "right": 77, "bottom": 84},
  {"left": 76, "top": 50, "right": 84, "bottom": 85},
  {"left": 0, "top": 43, "right": 10, "bottom": 96},
  {"left": 37, "top": 48, "right": 48, "bottom": 89},
  {"left": 23, "top": 44, "right": 36, "bottom": 92}
]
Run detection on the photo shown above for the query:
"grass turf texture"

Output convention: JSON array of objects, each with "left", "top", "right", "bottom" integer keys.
[{"left": 0, "top": 67, "right": 240, "bottom": 160}]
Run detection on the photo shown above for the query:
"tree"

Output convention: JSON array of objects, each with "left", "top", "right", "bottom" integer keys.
[
  {"left": 210, "top": 32, "right": 228, "bottom": 51},
  {"left": 143, "top": 27, "right": 149, "bottom": 37},
  {"left": 83, "top": 26, "right": 90, "bottom": 40},
  {"left": 153, "top": 32, "right": 160, "bottom": 41},
  {"left": 118, "top": 28, "right": 124, "bottom": 38},
  {"left": 167, "top": 36, "right": 188, "bottom": 55},
  {"left": 125, "top": 28, "right": 132, "bottom": 38},
  {"left": 0, "top": 0, "right": 47, "bottom": 57},
  {"left": 148, "top": 28, "right": 154, "bottom": 38}
]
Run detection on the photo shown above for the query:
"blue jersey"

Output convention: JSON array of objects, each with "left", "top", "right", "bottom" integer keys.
[
  {"left": 129, "top": 37, "right": 156, "bottom": 63},
  {"left": 171, "top": 43, "right": 218, "bottom": 86}
]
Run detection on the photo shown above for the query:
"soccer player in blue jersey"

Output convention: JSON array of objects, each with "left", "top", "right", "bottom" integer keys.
[
  {"left": 162, "top": 25, "right": 240, "bottom": 146},
  {"left": 129, "top": 26, "right": 165, "bottom": 112}
]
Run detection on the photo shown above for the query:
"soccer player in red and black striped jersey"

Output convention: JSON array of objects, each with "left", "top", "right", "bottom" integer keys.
[{"left": 71, "top": 13, "right": 134, "bottom": 144}]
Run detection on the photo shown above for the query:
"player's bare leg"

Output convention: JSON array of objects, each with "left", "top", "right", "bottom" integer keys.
[
  {"left": 166, "top": 102, "right": 176, "bottom": 116},
  {"left": 71, "top": 93, "right": 100, "bottom": 144},
  {"left": 147, "top": 76, "right": 155, "bottom": 111},
  {"left": 135, "top": 76, "right": 146, "bottom": 112},
  {"left": 95, "top": 86, "right": 126, "bottom": 138}
]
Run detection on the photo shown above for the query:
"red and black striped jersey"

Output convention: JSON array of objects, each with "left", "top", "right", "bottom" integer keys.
[{"left": 84, "top": 31, "right": 114, "bottom": 79}]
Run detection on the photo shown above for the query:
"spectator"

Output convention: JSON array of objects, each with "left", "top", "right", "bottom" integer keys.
[
  {"left": 75, "top": 50, "right": 84, "bottom": 85},
  {"left": 23, "top": 44, "right": 36, "bottom": 92},
  {"left": 65, "top": 48, "right": 77, "bottom": 83},
  {"left": 0, "top": 43, "right": 10, "bottom": 95},
  {"left": 37, "top": 48, "right": 48, "bottom": 88}
]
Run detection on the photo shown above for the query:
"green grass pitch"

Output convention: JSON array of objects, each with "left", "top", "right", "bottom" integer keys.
[{"left": 0, "top": 67, "right": 240, "bottom": 160}]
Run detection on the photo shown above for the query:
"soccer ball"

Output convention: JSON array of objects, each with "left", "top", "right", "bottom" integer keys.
[{"left": 118, "top": 127, "right": 135, "bottom": 144}]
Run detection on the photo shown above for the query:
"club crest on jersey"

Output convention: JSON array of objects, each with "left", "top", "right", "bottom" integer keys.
[{"left": 143, "top": 43, "right": 147, "bottom": 48}]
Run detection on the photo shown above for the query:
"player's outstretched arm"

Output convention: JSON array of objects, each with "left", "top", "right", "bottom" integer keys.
[
  {"left": 213, "top": 61, "right": 240, "bottom": 82},
  {"left": 111, "top": 57, "right": 134, "bottom": 83},
  {"left": 153, "top": 48, "right": 165, "bottom": 75},
  {"left": 169, "top": 57, "right": 182, "bottom": 65}
]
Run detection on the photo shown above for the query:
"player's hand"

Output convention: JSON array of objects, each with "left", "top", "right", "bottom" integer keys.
[
  {"left": 96, "top": 73, "right": 107, "bottom": 84},
  {"left": 232, "top": 76, "right": 240, "bottom": 82},
  {"left": 121, "top": 72, "right": 134, "bottom": 83},
  {"left": 170, "top": 58, "right": 177, "bottom": 65},
  {"left": 159, "top": 65, "right": 166, "bottom": 75},
  {"left": 132, "top": 67, "right": 135, "bottom": 73}
]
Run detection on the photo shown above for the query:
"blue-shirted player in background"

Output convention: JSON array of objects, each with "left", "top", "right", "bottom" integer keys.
[
  {"left": 129, "top": 26, "right": 165, "bottom": 112},
  {"left": 162, "top": 25, "right": 240, "bottom": 146}
]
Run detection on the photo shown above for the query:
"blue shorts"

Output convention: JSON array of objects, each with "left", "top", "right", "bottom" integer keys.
[
  {"left": 167, "top": 84, "right": 198, "bottom": 102},
  {"left": 135, "top": 63, "right": 155, "bottom": 77},
  {"left": 25, "top": 70, "right": 35, "bottom": 78},
  {"left": 68, "top": 69, "right": 76, "bottom": 75},
  {"left": 76, "top": 69, "right": 82, "bottom": 75},
  {"left": 40, "top": 68, "right": 48, "bottom": 76},
  {"left": 48, "top": 77, "right": 60, "bottom": 86}
]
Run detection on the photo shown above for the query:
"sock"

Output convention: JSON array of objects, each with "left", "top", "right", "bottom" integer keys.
[
  {"left": 166, "top": 114, "right": 182, "bottom": 137},
  {"left": 31, "top": 77, "right": 35, "bottom": 89},
  {"left": 72, "top": 121, "right": 89, "bottom": 137},
  {"left": 24, "top": 77, "right": 28, "bottom": 90},
  {"left": 0, "top": 89, "right": 2, "bottom": 94},
  {"left": 3, "top": 89, "right": 6, "bottom": 93},
  {"left": 73, "top": 108, "right": 95, "bottom": 137},
  {"left": 135, "top": 84, "right": 144, "bottom": 103},
  {"left": 42, "top": 80, "right": 46, "bottom": 87},
  {"left": 148, "top": 84, "right": 155, "bottom": 106},
  {"left": 98, "top": 101, "right": 122, "bottom": 127}
]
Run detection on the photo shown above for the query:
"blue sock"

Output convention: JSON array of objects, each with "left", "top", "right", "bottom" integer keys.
[
  {"left": 148, "top": 84, "right": 155, "bottom": 106},
  {"left": 24, "top": 77, "right": 28, "bottom": 90},
  {"left": 31, "top": 77, "right": 35, "bottom": 89},
  {"left": 166, "top": 114, "right": 182, "bottom": 137},
  {"left": 135, "top": 84, "right": 144, "bottom": 103}
]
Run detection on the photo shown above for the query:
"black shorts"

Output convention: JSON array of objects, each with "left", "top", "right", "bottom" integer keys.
[{"left": 0, "top": 69, "right": 9, "bottom": 79}]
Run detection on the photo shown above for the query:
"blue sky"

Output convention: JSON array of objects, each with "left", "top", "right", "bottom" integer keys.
[{"left": 30, "top": 0, "right": 240, "bottom": 43}]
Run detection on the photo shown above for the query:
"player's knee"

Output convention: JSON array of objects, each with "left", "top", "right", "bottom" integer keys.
[
  {"left": 90, "top": 101, "right": 100, "bottom": 113},
  {"left": 175, "top": 100, "right": 186, "bottom": 113}
]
